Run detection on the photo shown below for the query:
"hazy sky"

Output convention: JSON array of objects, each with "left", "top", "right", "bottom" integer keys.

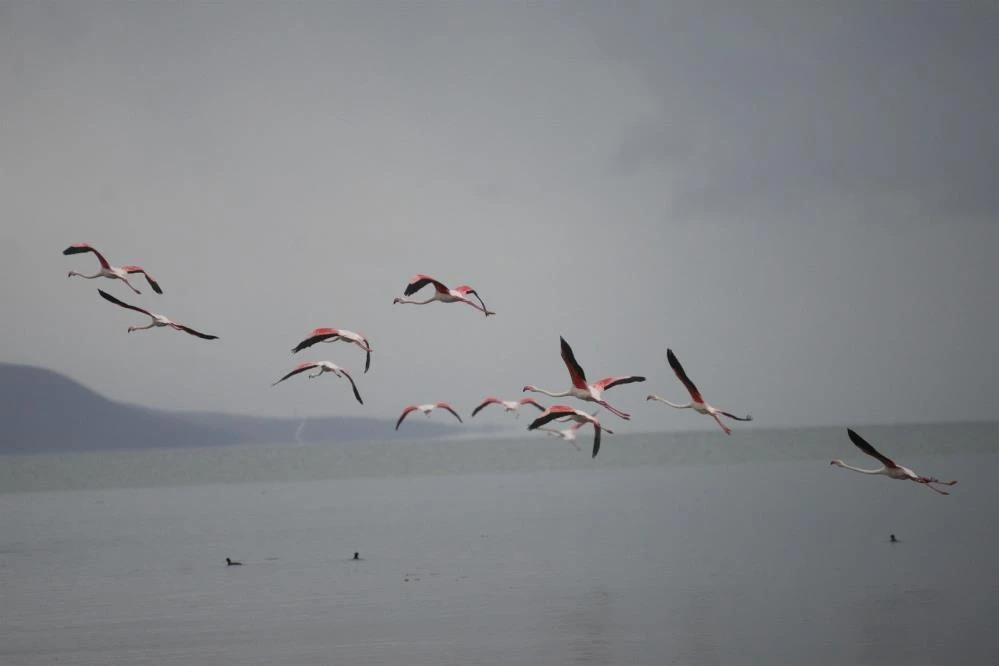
[{"left": 2, "top": 1, "right": 997, "bottom": 431}]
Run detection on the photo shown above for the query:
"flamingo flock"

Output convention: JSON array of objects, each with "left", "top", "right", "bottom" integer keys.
[{"left": 64, "top": 244, "right": 957, "bottom": 492}]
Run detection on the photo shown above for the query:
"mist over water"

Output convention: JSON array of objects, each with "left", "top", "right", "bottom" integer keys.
[{"left": 2, "top": 424, "right": 996, "bottom": 665}]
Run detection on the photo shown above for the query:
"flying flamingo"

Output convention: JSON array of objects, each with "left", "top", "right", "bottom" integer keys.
[
  {"left": 392, "top": 274, "right": 495, "bottom": 316},
  {"left": 471, "top": 396, "right": 545, "bottom": 418},
  {"left": 97, "top": 289, "right": 217, "bottom": 339},
  {"left": 831, "top": 429, "right": 958, "bottom": 495},
  {"left": 271, "top": 361, "right": 363, "bottom": 404},
  {"left": 522, "top": 336, "right": 645, "bottom": 420},
  {"left": 646, "top": 348, "right": 752, "bottom": 434},
  {"left": 64, "top": 243, "right": 162, "bottom": 294},
  {"left": 395, "top": 402, "right": 463, "bottom": 430},
  {"left": 527, "top": 405, "right": 613, "bottom": 458},
  {"left": 533, "top": 411, "right": 603, "bottom": 452},
  {"left": 291, "top": 328, "right": 372, "bottom": 373}
]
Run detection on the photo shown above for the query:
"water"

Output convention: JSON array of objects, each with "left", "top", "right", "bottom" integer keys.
[{"left": 2, "top": 425, "right": 997, "bottom": 665}]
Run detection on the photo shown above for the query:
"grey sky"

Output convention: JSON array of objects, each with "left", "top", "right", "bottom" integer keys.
[{"left": 2, "top": 1, "right": 997, "bottom": 430}]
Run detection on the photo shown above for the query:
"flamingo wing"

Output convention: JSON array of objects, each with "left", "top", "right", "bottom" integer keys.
[
  {"left": 338, "top": 368, "right": 364, "bottom": 405},
  {"left": 435, "top": 402, "right": 463, "bottom": 423},
  {"left": 272, "top": 362, "right": 319, "bottom": 386},
  {"left": 404, "top": 274, "right": 449, "bottom": 296},
  {"left": 122, "top": 266, "right": 163, "bottom": 294},
  {"left": 594, "top": 375, "right": 646, "bottom": 391},
  {"left": 363, "top": 346, "right": 371, "bottom": 373},
  {"left": 170, "top": 323, "right": 219, "bottom": 340},
  {"left": 559, "top": 337, "right": 588, "bottom": 388},
  {"left": 527, "top": 406, "right": 577, "bottom": 431},
  {"left": 666, "top": 349, "right": 703, "bottom": 401},
  {"left": 63, "top": 243, "right": 110, "bottom": 269},
  {"left": 847, "top": 429, "right": 898, "bottom": 468},
  {"left": 471, "top": 397, "right": 502, "bottom": 417},
  {"left": 97, "top": 289, "right": 153, "bottom": 317},
  {"left": 395, "top": 405, "right": 419, "bottom": 430},
  {"left": 591, "top": 424, "right": 602, "bottom": 458},
  {"left": 457, "top": 285, "right": 489, "bottom": 312},
  {"left": 517, "top": 397, "right": 546, "bottom": 411},
  {"left": 292, "top": 328, "right": 339, "bottom": 354}
]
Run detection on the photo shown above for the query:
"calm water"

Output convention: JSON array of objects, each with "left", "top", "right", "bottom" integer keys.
[{"left": 2, "top": 424, "right": 997, "bottom": 665}]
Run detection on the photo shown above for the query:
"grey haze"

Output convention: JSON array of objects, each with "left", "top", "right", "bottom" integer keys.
[{"left": 2, "top": 1, "right": 997, "bottom": 430}]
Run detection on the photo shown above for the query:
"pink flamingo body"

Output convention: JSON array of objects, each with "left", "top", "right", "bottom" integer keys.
[
  {"left": 97, "top": 289, "right": 217, "bottom": 340},
  {"left": 646, "top": 348, "right": 752, "bottom": 434},
  {"left": 831, "top": 429, "right": 958, "bottom": 495},
  {"left": 528, "top": 405, "right": 613, "bottom": 458},
  {"left": 292, "top": 327, "right": 372, "bottom": 373},
  {"left": 395, "top": 402, "right": 463, "bottom": 430},
  {"left": 471, "top": 396, "right": 545, "bottom": 418},
  {"left": 64, "top": 243, "right": 162, "bottom": 295},
  {"left": 393, "top": 274, "right": 495, "bottom": 316},
  {"left": 523, "top": 337, "right": 644, "bottom": 420},
  {"left": 271, "top": 361, "right": 363, "bottom": 404}
]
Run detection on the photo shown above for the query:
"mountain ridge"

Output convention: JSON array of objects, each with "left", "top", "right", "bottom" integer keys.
[{"left": 0, "top": 363, "right": 477, "bottom": 453}]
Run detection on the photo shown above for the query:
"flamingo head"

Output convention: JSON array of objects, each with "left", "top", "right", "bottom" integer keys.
[
  {"left": 522, "top": 385, "right": 535, "bottom": 393},
  {"left": 645, "top": 394, "right": 655, "bottom": 401},
  {"left": 127, "top": 326, "right": 136, "bottom": 333},
  {"left": 67, "top": 271, "right": 78, "bottom": 278},
  {"left": 830, "top": 460, "right": 843, "bottom": 467},
  {"left": 392, "top": 297, "right": 402, "bottom": 304}
]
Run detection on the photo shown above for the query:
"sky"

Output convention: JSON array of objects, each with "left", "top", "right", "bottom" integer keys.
[{"left": 2, "top": 1, "right": 997, "bottom": 431}]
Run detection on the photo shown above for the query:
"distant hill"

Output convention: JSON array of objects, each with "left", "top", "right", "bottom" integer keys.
[{"left": 0, "top": 363, "right": 475, "bottom": 454}]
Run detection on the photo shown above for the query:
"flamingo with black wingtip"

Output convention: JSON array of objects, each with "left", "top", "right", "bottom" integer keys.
[
  {"left": 271, "top": 361, "right": 364, "bottom": 404},
  {"left": 97, "top": 290, "right": 217, "bottom": 340},
  {"left": 533, "top": 410, "right": 603, "bottom": 452},
  {"left": 64, "top": 243, "right": 162, "bottom": 294},
  {"left": 646, "top": 348, "right": 752, "bottom": 434},
  {"left": 527, "top": 405, "right": 613, "bottom": 458},
  {"left": 291, "top": 328, "right": 372, "bottom": 373},
  {"left": 395, "top": 402, "right": 463, "bottom": 430},
  {"left": 831, "top": 429, "right": 957, "bottom": 495},
  {"left": 522, "top": 336, "right": 644, "bottom": 420},
  {"left": 471, "top": 397, "right": 545, "bottom": 418},
  {"left": 392, "top": 274, "right": 495, "bottom": 316}
]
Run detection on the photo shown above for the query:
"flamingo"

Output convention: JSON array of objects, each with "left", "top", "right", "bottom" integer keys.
[
  {"left": 533, "top": 410, "right": 603, "bottom": 452},
  {"left": 646, "top": 348, "right": 752, "bottom": 434},
  {"left": 271, "top": 361, "right": 363, "bottom": 404},
  {"left": 97, "top": 289, "right": 217, "bottom": 339},
  {"left": 392, "top": 274, "right": 495, "bottom": 316},
  {"left": 64, "top": 243, "right": 162, "bottom": 294},
  {"left": 471, "top": 396, "right": 545, "bottom": 418},
  {"left": 522, "top": 336, "right": 645, "bottom": 420},
  {"left": 527, "top": 405, "right": 613, "bottom": 458},
  {"left": 831, "top": 429, "right": 958, "bottom": 495},
  {"left": 395, "top": 402, "right": 463, "bottom": 430},
  {"left": 291, "top": 328, "right": 372, "bottom": 373}
]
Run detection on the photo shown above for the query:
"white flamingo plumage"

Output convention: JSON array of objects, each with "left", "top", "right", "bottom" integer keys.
[
  {"left": 522, "top": 336, "right": 645, "bottom": 420},
  {"left": 471, "top": 396, "right": 545, "bottom": 418},
  {"left": 831, "top": 429, "right": 957, "bottom": 495},
  {"left": 534, "top": 411, "right": 602, "bottom": 452},
  {"left": 291, "top": 328, "right": 372, "bottom": 373},
  {"left": 64, "top": 243, "right": 162, "bottom": 295},
  {"left": 392, "top": 274, "right": 495, "bottom": 316},
  {"left": 271, "top": 361, "right": 363, "bottom": 404},
  {"left": 395, "top": 402, "right": 463, "bottom": 430},
  {"left": 97, "top": 289, "right": 217, "bottom": 340},
  {"left": 527, "top": 405, "right": 613, "bottom": 458},
  {"left": 646, "top": 348, "right": 752, "bottom": 434}
]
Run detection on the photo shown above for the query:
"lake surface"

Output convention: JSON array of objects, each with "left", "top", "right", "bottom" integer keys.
[{"left": 2, "top": 424, "right": 997, "bottom": 664}]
